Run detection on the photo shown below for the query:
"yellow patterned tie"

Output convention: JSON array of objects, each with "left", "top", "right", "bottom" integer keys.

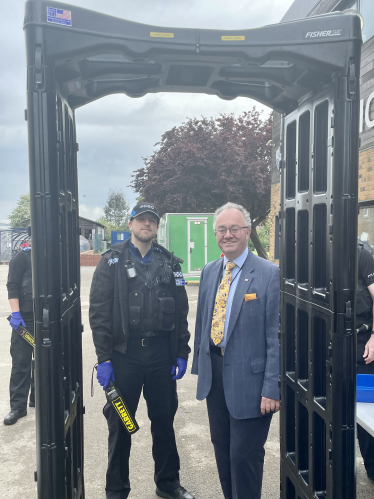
[{"left": 210, "top": 261, "right": 236, "bottom": 346}]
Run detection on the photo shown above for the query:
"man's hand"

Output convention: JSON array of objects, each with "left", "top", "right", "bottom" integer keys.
[
  {"left": 9, "top": 311, "right": 26, "bottom": 330},
  {"left": 97, "top": 361, "right": 115, "bottom": 390},
  {"left": 364, "top": 335, "right": 374, "bottom": 364},
  {"left": 261, "top": 397, "right": 280, "bottom": 415},
  {"left": 171, "top": 358, "right": 187, "bottom": 380}
]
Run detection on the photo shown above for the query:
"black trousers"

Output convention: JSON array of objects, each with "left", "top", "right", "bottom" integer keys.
[
  {"left": 9, "top": 318, "right": 35, "bottom": 412},
  {"left": 206, "top": 349, "right": 272, "bottom": 499},
  {"left": 357, "top": 331, "right": 374, "bottom": 476},
  {"left": 104, "top": 335, "right": 180, "bottom": 499}
]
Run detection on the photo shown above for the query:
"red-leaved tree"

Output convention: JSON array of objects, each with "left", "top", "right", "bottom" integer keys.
[{"left": 131, "top": 108, "right": 272, "bottom": 258}]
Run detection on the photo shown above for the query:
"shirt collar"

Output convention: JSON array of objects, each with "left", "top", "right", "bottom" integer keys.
[
  {"left": 223, "top": 247, "right": 248, "bottom": 270},
  {"left": 129, "top": 241, "right": 153, "bottom": 264}
]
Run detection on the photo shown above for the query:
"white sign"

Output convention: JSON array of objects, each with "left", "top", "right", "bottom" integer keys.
[{"left": 360, "top": 92, "right": 374, "bottom": 133}]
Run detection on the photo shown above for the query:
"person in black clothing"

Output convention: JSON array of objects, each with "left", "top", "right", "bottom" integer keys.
[
  {"left": 356, "top": 242, "right": 374, "bottom": 481},
  {"left": 4, "top": 246, "right": 35, "bottom": 425},
  {"left": 89, "top": 202, "right": 194, "bottom": 499}
]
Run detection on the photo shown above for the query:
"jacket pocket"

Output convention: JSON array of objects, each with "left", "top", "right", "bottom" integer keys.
[
  {"left": 251, "top": 358, "right": 266, "bottom": 373},
  {"left": 157, "top": 296, "right": 175, "bottom": 331}
]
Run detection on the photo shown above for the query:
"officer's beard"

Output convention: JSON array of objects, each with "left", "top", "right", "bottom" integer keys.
[{"left": 132, "top": 230, "right": 155, "bottom": 244}]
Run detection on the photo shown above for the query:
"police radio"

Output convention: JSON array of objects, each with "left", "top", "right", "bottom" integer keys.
[
  {"left": 105, "top": 385, "right": 140, "bottom": 435},
  {"left": 7, "top": 316, "right": 35, "bottom": 348}
]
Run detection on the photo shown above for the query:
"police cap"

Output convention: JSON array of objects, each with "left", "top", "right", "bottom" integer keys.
[{"left": 130, "top": 202, "right": 160, "bottom": 223}]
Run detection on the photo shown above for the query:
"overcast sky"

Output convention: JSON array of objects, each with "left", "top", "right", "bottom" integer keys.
[{"left": 0, "top": 0, "right": 294, "bottom": 224}]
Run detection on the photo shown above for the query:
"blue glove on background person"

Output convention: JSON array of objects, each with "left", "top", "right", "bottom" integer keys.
[
  {"left": 9, "top": 311, "right": 26, "bottom": 330},
  {"left": 171, "top": 357, "right": 187, "bottom": 380},
  {"left": 97, "top": 361, "right": 115, "bottom": 390}
]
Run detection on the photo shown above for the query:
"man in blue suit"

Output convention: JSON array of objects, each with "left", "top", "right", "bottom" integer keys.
[{"left": 192, "top": 202, "right": 280, "bottom": 499}]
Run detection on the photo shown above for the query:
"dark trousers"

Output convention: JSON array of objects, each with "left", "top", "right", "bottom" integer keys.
[
  {"left": 206, "top": 350, "right": 272, "bottom": 499},
  {"left": 357, "top": 331, "right": 374, "bottom": 476},
  {"left": 9, "top": 318, "right": 35, "bottom": 411},
  {"left": 104, "top": 335, "right": 180, "bottom": 499}
]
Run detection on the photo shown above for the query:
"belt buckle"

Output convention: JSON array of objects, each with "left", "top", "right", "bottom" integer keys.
[{"left": 141, "top": 338, "right": 147, "bottom": 347}]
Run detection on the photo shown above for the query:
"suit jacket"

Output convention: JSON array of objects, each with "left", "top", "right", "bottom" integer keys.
[{"left": 191, "top": 250, "right": 280, "bottom": 419}]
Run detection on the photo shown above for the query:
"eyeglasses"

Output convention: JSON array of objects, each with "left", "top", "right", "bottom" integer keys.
[{"left": 214, "top": 226, "right": 249, "bottom": 236}]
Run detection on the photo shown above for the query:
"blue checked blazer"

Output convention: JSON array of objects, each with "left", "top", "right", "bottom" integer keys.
[{"left": 191, "top": 251, "right": 280, "bottom": 419}]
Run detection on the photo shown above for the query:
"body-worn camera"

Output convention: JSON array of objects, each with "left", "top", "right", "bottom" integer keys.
[{"left": 125, "top": 260, "right": 137, "bottom": 279}]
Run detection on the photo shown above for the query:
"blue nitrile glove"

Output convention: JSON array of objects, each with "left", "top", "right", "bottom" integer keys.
[
  {"left": 171, "top": 357, "right": 187, "bottom": 380},
  {"left": 97, "top": 361, "right": 115, "bottom": 390},
  {"left": 9, "top": 311, "right": 26, "bottom": 330}
]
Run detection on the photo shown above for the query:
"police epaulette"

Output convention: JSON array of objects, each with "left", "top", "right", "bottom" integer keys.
[
  {"left": 101, "top": 248, "right": 112, "bottom": 255},
  {"left": 154, "top": 246, "right": 163, "bottom": 254}
]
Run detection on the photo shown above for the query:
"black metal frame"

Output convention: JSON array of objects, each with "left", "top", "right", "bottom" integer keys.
[{"left": 23, "top": 1, "right": 361, "bottom": 497}]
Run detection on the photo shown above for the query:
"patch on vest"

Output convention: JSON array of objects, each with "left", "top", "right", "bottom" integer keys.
[
  {"left": 108, "top": 258, "right": 118, "bottom": 266},
  {"left": 175, "top": 279, "right": 186, "bottom": 286}
]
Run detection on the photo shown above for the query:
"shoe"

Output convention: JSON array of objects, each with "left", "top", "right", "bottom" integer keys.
[
  {"left": 156, "top": 486, "right": 195, "bottom": 499},
  {"left": 3, "top": 409, "right": 27, "bottom": 425}
]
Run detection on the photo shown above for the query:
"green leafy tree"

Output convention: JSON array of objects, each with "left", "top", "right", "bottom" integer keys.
[
  {"left": 95, "top": 216, "right": 129, "bottom": 241},
  {"left": 8, "top": 193, "right": 30, "bottom": 227},
  {"left": 104, "top": 189, "right": 130, "bottom": 227}
]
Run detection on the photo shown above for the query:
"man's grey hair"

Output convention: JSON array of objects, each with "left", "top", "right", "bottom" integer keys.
[{"left": 213, "top": 202, "right": 251, "bottom": 229}]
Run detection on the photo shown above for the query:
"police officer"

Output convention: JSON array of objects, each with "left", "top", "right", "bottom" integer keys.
[
  {"left": 356, "top": 241, "right": 374, "bottom": 480},
  {"left": 89, "top": 202, "right": 194, "bottom": 499},
  {"left": 4, "top": 244, "right": 35, "bottom": 425}
]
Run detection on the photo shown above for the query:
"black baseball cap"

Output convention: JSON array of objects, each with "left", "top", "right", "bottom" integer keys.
[{"left": 130, "top": 202, "right": 160, "bottom": 223}]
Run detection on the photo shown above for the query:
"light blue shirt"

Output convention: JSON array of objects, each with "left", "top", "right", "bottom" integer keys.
[{"left": 216, "top": 247, "right": 249, "bottom": 347}]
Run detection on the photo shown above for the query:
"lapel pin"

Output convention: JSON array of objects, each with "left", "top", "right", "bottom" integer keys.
[{"left": 244, "top": 278, "right": 248, "bottom": 281}]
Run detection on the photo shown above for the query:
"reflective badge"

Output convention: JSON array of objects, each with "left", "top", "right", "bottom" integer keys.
[
  {"left": 173, "top": 271, "right": 184, "bottom": 278},
  {"left": 175, "top": 279, "right": 186, "bottom": 286},
  {"left": 108, "top": 258, "right": 118, "bottom": 266}
]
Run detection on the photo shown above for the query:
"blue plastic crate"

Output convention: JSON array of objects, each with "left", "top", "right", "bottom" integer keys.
[{"left": 357, "top": 374, "right": 374, "bottom": 403}]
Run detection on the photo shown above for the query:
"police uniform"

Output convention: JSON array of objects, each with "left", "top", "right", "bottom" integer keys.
[
  {"left": 6, "top": 248, "right": 35, "bottom": 413},
  {"left": 89, "top": 238, "right": 190, "bottom": 499},
  {"left": 356, "top": 243, "right": 374, "bottom": 479}
]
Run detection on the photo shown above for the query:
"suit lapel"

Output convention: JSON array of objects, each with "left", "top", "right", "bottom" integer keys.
[{"left": 225, "top": 253, "right": 255, "bottom": 345}]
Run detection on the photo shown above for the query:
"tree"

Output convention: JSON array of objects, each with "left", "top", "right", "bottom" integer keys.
[
  {"left": 104, "top": 189, "right": 130, "bottom": 227},
  {"left": 8, "top": 193, "right": 30, "bottom": 228},
  {"left": 248, "top": 218, "right": 270, "bottom": 255},
  {"left": 95, "top": 216, "right": 129, "bottom": 241},
  {"left": 131, "top": 108, "right": 272, "bottom": 258}
]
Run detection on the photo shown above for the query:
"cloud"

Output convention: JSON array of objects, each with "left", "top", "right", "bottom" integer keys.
[
  {"left": 0, "top": 0, "right": 293, "bottom": 221},
  {"left": 79, "top": 204, "right": 104, "bottom": 220}
]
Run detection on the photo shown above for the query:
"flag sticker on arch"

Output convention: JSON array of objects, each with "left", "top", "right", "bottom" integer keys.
[{"left": 47, "top": 7, "right": 72, "bottom": 26}]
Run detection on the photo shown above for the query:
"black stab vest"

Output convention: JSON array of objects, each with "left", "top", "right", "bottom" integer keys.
[{"left": 127, "top": 250, "right": 175, "bottom": 337}]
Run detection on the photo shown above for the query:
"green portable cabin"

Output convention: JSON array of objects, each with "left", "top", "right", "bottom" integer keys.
[{"left": 158, "top": 214, "right": 221, "bottom": 282}]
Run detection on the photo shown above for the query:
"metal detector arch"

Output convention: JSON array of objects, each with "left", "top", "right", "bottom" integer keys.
[{"left": 23, "top": 1, "right": 361, "bottom": 498}]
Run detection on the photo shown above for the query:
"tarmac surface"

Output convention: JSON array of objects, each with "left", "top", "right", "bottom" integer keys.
[{"left": 0, "top": 265, "right": 373, "bottom": 498}]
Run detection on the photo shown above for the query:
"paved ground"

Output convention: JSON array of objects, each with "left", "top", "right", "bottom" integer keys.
[{"left": 0, "top": 265, "right": 373, "bottom": 498}]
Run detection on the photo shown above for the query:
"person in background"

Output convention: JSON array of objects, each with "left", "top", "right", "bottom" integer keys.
[
  {"left": 4, "top": 243, "right": 35, "bottom": 425},
  {"left": 356, "top": 240, "right": 374, "bottom": 481}
]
